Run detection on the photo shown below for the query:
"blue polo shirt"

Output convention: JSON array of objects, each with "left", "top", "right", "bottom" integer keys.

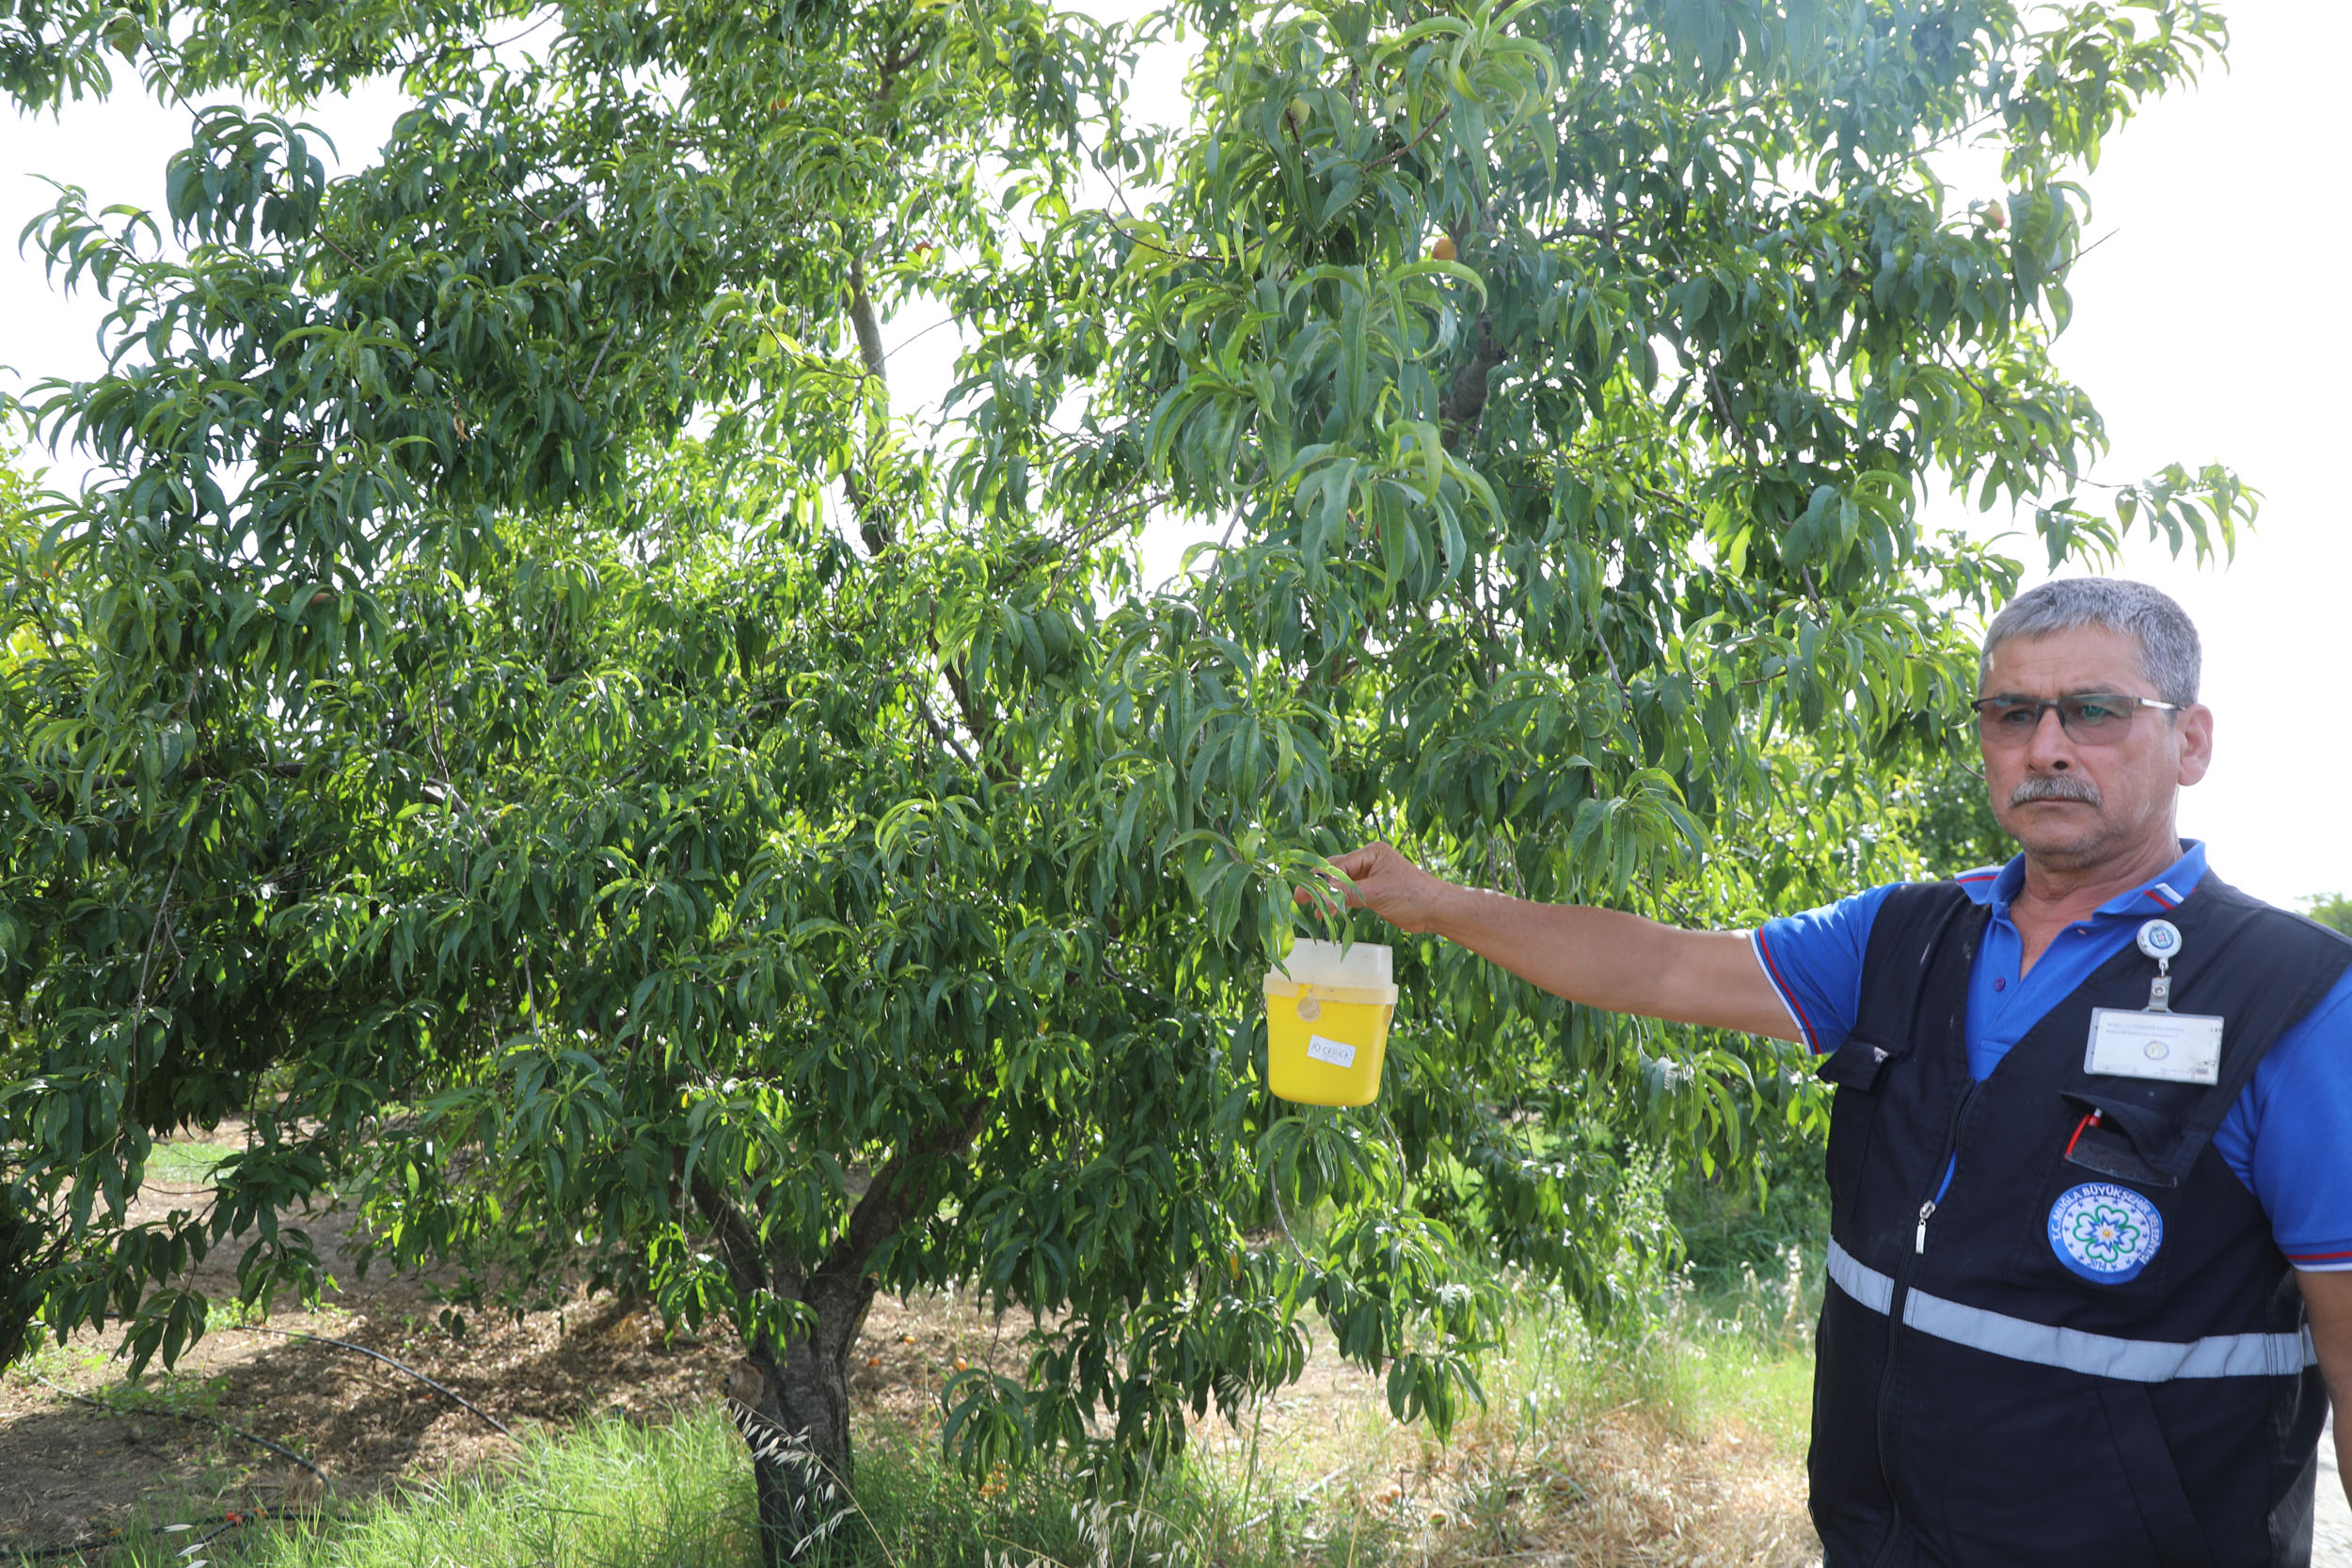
[{"left": 1751, "top": 842, "right": 2352, "bottom": 1273}]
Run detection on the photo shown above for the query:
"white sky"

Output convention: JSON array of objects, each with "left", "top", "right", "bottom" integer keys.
[
  {"left": 4, "top": 3, "right": 2345, "bottom": 903},
  {"left": 1963, "top": 2, "right": 2352, "bottom": 907}
]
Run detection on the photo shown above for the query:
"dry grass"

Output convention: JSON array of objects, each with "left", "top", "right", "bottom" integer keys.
[{"left": 1172, "top": 1275, "right": 1821, "bottom": 1568}]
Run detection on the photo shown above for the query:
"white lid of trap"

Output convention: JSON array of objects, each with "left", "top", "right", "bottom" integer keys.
[{"left": 1272, "top": 938, "right": 1392, "bottom": 988}]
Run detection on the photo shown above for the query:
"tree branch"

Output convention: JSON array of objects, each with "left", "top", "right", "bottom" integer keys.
[
  {"left": 940, "top": 663, "right": 1009, "bottom": 786},
  {"left": 818, "top": 1101, "right": 990, "bottom": 1282},
  {"left": 691, "top": 1170, "right": 774, "bottom": 1299},
  {"left": 131, "top": 845, "right": 185, "bottom": 1024},
  {"left": 910, "top": 684, "right": 980, "bottom": 771},
  {"left": 848, "top": 254, "right": 889, "bottom": 390},
  {"left": 1365, "top": 103, "right": 1451, "bottom": 174}
]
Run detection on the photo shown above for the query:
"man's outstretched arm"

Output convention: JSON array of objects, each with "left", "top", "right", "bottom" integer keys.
[
  {"left": 2304, "top": 1269, "right": 2352, "bottom": 1509},
  {"left": 1317, "top": 843, "right": 1803, "bottom": 1042}
]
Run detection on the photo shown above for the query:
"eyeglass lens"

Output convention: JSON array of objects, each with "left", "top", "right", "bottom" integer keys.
[{"left": 1975, "top": 697, "right": 2141, "bottom": 746}]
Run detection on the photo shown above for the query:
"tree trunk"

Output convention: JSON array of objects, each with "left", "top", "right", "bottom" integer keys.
[
  {"left": 697, "top": 1108, "right": 984, "bottom": 1566},
  {"left": 0, "top": 1197, "right": 57, "bottom": 1370},
  {"left": 727, "top": 1271, "right": 878, "bottom": 1568}
]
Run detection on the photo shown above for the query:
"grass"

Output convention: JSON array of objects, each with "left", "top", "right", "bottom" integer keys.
[
  {"left": 1653, "top": 1173, "right": 1825, "bottom": 1465},
  {"left": 821, "top": 1427, "right": 1337, "bottom": 1568},
  {"left": 92, "top": 1412, "right": 752, "bottom": 1568},
  {"left": 1225, "top": 1255, "right": 1820, "bottom": 1566},
  {"left": 145, "top": 1140, "right": 237, "bottom": 1184},
  {"left": 69, "top": 1409, "right": 1326, "bottom": 1568}
]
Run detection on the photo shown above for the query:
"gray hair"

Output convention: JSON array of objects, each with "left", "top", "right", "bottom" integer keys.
[{"left": 1979, "top": 578, "right": 2201, "bottom": 705}]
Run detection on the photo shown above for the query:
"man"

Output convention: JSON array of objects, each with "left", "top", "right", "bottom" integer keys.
[{"left": 1322, "top": 578, "right": 2351, "bottom": 1566}]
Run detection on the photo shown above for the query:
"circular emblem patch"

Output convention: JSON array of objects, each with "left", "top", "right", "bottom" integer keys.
[{"left": 2048, "top": 1182, "right": 2164, "bottom": 1284}]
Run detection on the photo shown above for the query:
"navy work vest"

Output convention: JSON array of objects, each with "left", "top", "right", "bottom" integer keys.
[{"left": 1807, "top": 875, "right": 2349, "bottom": 1568}]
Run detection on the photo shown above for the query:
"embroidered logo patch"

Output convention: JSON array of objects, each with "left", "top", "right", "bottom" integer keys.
[{"left": 2048, "top": 1182, "right": 2164, "bottom": 1284}]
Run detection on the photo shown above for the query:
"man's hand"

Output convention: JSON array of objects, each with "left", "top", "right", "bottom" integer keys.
[
  {"left": 1311, "top": 843, "right": 1462, "bottom": 933},
  {"left": 2304, "top": 1269, "right": 2352, "bottom": 1510},
  {"left": 1305, "top": 842, "right": 1803, "bottom": 1042}
]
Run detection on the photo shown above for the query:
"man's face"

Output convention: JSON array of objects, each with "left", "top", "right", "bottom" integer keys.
[{"left": 1978, "top": 625, "right": 2214, "bottom": 873}]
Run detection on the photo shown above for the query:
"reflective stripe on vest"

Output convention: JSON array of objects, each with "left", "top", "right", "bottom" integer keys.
[{"left": 1826, "top": 1237, "right": 2315, "bottom": 1382}]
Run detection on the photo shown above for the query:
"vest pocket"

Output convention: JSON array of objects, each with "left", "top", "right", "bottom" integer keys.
[
  {"left": 1819, "top": 1033, "right": 1907, "bottom": 1228},
  {"left": 2095, "top": 1383, "right": 2214, "bottom": 1568},
  {"left": 1919, "top": 1356, "right": 2209, "bottom": 1568},
  {"left": 2058, "top": 1092, "right": 2184, "bottom": 1189}
]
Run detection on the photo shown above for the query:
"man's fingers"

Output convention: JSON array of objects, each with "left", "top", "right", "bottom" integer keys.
[
  {"left": 1294, "top": 877, "right": 1363, "bottom": 909},
  {"left": 1294, "top": 847, "right": 1376, "bottom": 907}
]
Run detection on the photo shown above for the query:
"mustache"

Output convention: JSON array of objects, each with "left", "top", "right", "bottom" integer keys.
[{"left": 2010, "top": 774, "right": 2102, "bottom": 807}]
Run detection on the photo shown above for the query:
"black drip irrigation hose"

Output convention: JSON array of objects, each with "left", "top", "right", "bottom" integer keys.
[
  {"left": 241, "top": 1324, "right": 514, "bottom": 1437},
  {"left": 24, "top": 1369, "right": 329, "bottom": 1484}
]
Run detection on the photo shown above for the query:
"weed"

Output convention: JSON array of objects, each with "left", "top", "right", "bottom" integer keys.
[
  {"left": 145, "top": 1142, "right": 236, "bottom": 1186},
  {"left": 98, "top": 1411, "right": 751, "bottom": 1568}
]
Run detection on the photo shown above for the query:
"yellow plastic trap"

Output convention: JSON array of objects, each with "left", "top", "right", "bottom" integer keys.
[{"left": 1263, "top": 939, "right": 1398, "bottom": 1106}]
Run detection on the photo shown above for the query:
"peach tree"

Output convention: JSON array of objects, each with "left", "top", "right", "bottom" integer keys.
[{"left": 1, "top": 0, "right": 2248, "bottom": 1556}]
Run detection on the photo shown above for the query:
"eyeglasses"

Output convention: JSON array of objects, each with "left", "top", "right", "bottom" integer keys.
[{"left": 1968, "top": 693, "right": 2185, "bottom": 747}]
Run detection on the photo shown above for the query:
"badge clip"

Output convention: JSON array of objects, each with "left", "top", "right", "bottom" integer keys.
[{"left": 2136, "top": 919, "right": 2181, "bottom": 1014}]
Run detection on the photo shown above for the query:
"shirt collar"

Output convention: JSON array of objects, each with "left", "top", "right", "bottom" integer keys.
[{"left": 1954, "top": 840, "right": 2207, "bottom": 918}]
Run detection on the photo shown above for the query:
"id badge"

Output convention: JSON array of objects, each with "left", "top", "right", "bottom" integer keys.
[{"left": 2084, "top": 1007, "right": 2223, "bottom": 1085}]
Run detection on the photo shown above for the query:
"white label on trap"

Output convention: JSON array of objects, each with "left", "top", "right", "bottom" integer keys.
[{"left": 1306, "top": 1035, "right": 1357, "bottom": 1069}]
